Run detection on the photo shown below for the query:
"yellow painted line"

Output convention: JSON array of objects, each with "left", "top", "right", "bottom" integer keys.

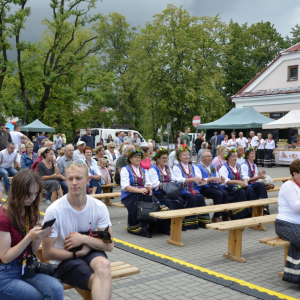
[
  {"left": 2, "top": 198, "right": 45, "bottom": 215},
  {"left": 114, "top": 238, "right": 298, "bottom": 300}
]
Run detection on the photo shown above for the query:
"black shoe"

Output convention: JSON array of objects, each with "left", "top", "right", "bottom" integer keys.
[
  {"left": 263, "top": 209, "right": 270, "bottom": 215},
  {"left": 145, "top": 229, "right": 152, "bottom": 238}
]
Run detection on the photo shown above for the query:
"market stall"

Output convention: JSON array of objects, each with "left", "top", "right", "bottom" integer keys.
[{"left": 262, "top": 110, "right": 300, "bottom": 165}]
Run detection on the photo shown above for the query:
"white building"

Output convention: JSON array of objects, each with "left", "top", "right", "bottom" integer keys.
[{"left": 230, "top": 42, "right": 300, "bottom": 119}]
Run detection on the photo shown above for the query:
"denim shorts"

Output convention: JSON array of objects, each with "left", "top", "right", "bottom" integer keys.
[{"left": 0, "top": 260, "right": 63, "bottom": 300}]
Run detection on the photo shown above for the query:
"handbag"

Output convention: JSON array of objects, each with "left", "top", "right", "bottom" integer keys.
[
  {"left": 161, "top": 181, "right": 183, "bottom": 199},
  {"left": 136, "top": 194, "right": 160, "bottom": 223}
]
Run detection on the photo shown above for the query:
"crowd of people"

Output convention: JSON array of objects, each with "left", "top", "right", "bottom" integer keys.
[{"left": 0, "top": 122, "right": 297, "bottom": 299}]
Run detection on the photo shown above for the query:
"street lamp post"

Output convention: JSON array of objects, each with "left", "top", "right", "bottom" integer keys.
[{"left": 15, "top": 92, "right": 35, "bottom": 125}]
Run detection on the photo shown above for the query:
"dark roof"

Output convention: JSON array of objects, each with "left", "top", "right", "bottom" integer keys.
[
  {"left": 230, "top": 42, "right": 300, "bottom": 99},
  {"left": 232, "top": 87, "right": 300, "bottom": 98}
]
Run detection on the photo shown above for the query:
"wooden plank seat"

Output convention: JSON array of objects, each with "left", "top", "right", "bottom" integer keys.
[
  {"left": 272, "top": 177, "right": 290, "bottom": 183},
  {"left": 101, "top": 183, "right": 120, "bottom": 193},
  {"left": 111, "top": 202, "right": 126, "bottom": 208},
  {"left": 206, "top": 214, "right": 277, "bottom": 263},
  {"left": 149, "top": 197, "right": 278, "bottom": 247},
  {"left": 267, "top": 186, "right": 281, "bottom": 193},
  {"left": 89, "top": 192, "right": 121, "bottom": 206},
  {"left": 35, "top": 248, "right": 140, "bottom": 300},
  {"left": 259, "top": 236, "right": 290, "bottom": 278}
]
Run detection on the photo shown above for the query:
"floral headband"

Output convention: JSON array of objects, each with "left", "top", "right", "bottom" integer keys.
[
  {"left": 244, "top": 146, "right": 256, "bottom": 158},
  {"left": 152, "top": 147, "right": 169, "bottom": 161},
  {"left": 175, "top": 144, "right": 191, "bottom": 160},
  {"left": 223, "top": 148, "right": 237, "bottom": 161},
  {"left": 126, "top": 148, "right": 145, "bottom": 162}
]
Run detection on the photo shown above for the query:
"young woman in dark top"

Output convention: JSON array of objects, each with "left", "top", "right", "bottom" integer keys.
[{"left": 0, "top": 169, "right": 63, "bottom": 299}]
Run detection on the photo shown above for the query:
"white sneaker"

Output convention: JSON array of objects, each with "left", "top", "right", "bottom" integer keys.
[{"left": 46, "top": 200, "right": 52, "bottom": 205}]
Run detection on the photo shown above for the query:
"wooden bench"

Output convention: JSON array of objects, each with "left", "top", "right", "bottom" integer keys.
[
  {"left": 272, "top": 177, "right": 290, "bottom": 183},
  {"left": 206, "top": 214, "right": 278, "bottom": 263},
  {"left": 267, "top": 186, "right": 281, "bottom": 193},
  {"left": 150, "top": 197, "right": 278, "bottom": 247},
  {"left": 101, "top": 183, "right": 119, "bottom": 193},
  {"left": 259, "top": 236, "right": 290, "bottom": 278},
  {"left": 111, "top": 202, "right": 126, "bottom": 208},
  {"left": 35, "top": 248, "right": 140, "bottom": 300},
  {"left": 89, "top": 192, "right": 121, "bottom": 206}
]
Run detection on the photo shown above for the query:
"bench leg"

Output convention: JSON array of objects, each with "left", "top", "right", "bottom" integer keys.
[
  {"left": 223, "top": 229, "right": 246, "bottom": 263},
  {"left": 279, "top": 245, "right": 290, "bottom": 278},
  {"left": 249, "top": 206, "right": 266, "bottom": 231},
  {"left": 167, "top": 217, "right": 184, "bottom": 247},
  {"left": 75, "top": 287, "right": 92, "bottom": 300},
  {"left": 105, "top": 198, "right": 111, "bottom": 206}
]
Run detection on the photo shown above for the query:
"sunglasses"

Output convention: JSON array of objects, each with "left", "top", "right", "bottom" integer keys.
[
  {"left": 66, "top": 160, "right": 84, "bottom": 168},
  {"left": 110, "top": 147, "right": 115, "bottom": 149}
]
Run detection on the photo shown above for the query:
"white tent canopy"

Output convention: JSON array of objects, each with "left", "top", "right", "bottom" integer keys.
[{"left": 262, "top": 110, "right": 300, "bottom": 129}]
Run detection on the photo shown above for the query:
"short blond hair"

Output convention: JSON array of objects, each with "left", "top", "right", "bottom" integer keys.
[
  {"left": 217, "top": 145, "right": 227, "bottom": 155},
  {"left": 65, "top": 161, "right": 88, "bottom": 177},
  {"left": 25, "top": 141, "right": 34, "bottom": 148},
  {"left": 107, "top": 142, "right": 116, "bottom": 148}
]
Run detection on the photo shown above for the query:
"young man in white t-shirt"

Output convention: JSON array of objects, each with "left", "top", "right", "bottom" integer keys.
[
  {"left": 9, "top": 125, "right": 27, "bottom": 150},
  {"left": 42, "top": 162, "right": 113, "bottom": 299}
]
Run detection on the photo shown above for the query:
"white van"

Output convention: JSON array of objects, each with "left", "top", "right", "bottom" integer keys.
[{"left": 80, "top": 128, "right": 148, "bottom": 147}]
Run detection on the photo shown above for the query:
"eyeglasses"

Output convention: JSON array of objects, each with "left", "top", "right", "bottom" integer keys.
[{"left": 66, "top": 160, "right": 84, "bottom": 168}]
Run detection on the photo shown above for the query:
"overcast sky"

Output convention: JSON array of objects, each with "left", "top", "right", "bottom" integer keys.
[{"left": 14, "top": 0, "right": 300, "bottom": 45}]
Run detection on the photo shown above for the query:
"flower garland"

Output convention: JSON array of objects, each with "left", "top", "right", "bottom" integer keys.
[
  {"left": 223, "top": 148, "right": 237, "bottom": 161},
  {"left": 126, "top": 148, "right": 145, "bottom": 162},
  {"left": 244, "top": 146, "right": 256, "bottom": 158},
  {"left": 152, "top": 147, "right": 170, "bottom": 161},
  {"left": 175, "top": 144, "right": 191, "bottom": 160}
]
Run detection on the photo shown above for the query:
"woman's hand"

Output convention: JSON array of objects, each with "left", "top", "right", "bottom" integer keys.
[
  {"left": 139, "top": 188, "right": 149, "bottom": 195},
  {"left": 52, "top": 157, "right": 57, "bottom": 164},
  {"left": 193, "top": 177, "right": 202, "bottom": 184},
  {"left": 28, "top": 226, "right": 53, "bottom": 241},
  {"left": 239, "top": 181, "right": 248, "bottom": 188}
]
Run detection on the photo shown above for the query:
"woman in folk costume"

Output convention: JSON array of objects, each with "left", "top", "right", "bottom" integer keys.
[
  {"left": 173, "top": 145, "right": 211, "bottom": 229},
  {"left": 219, "top": 148, "right": 252, "bottom": 219},
  {"left": 120, "top": 148, "right": 170, "bottom": 238},
  {"left": 148, "top": 147, "right": 185, "bottom": 211},
  {"left": 196, "top": 149, "right": 231, "bottom": 223},
  {"left": 264, "top": 133, "right": 276, "bottom": 168},
  {"left": 241, "top": 147, "right": 269, "bottom": 215},
  {"left": 256, "top": 133, "right": 265, "bottom": 166}
]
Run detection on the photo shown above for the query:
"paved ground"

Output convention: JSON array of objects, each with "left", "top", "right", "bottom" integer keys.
[{"left": 3, "top": 164, "right": 299, "bottom": 300}]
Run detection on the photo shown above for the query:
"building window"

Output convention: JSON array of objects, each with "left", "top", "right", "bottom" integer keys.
[{"left": 288, "top": 65, "right": 298, "bottom": 81}]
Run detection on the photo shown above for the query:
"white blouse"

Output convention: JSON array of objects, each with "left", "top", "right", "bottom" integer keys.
[
  {"left": 265, "top": 140, "right": 275, "bottom": 150},
  {"left": 221, "top": 140, "right": 230, "bottom": 148},
  {"left": 148, "top": 166, "right": 175, "bottom": 191},
  {"left": 173, "top": 163, "right": 205, "bottom": 185},
  {"left": 105, "top": 150, "right": 120, "bottom": 171},
  {"left": 120, "top": 164, "right": 151, "bottom": 191},
  {"left": 277, "top": 180, "right": 300, "bottom": 224},
  {"left": 219, "top": 163, "right": 249, "bottom": 186},
  {"left": 228, "top": 139, "right": 238, "bottom": 149},
  {"left": 237, "top": 137, "right": 247, "bottom": 148},
  {"left": 241, "top": 161, "right": 258, "bottom": 178},
  {"left": 257, "top": 139, "right": 265, "bottom": 150}
]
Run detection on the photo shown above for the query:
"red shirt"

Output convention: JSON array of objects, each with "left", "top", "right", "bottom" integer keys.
[
  {"left": 140, "top": 157, "right": 151, "bottom": 170},
  {"left": 0, "top": 207, "right": 32, "bottom": 262}
]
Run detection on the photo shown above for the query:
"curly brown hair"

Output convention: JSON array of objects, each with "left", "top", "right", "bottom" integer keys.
[{"left": 2, "top": 169, "right": 43, "bottom": 230}]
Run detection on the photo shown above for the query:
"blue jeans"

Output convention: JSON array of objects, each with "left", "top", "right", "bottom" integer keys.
[
  {"left": 0, "top": 167, "right": 18, "bottom": 192},
  {"left": 212, "top": 148, "right": 217, "bottom": 158},
  {"left": 0, "top": 260, "right": 63, "bottom": 300},
  {"left": 59, "top": 180, "right": 68, "bottom": 195},
  {"left": 87, "top": 179, "right": 101, "bottom": 194}
]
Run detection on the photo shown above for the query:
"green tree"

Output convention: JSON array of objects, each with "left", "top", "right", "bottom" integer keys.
[
  {"left": 224, "top": 21, "right": 289, "bottom": 99},
  {"left": 127, "top": 5, "right": 228, "bottom": 139}
]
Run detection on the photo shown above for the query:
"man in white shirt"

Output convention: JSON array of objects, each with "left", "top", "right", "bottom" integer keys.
[
  {"left": 74, "top": 141, "right": 86, "bottom": 160},
  {"left": 0, "top": 142, "right": 19, "bottom": 193},
  {"left": 9, "top": 125, "right": 27, "bottom": 150},
  {"left": 237, "top": 146, "right": 245, "bottom": 165},
  {"left": 124, "top": 131, "right": 134, "bottom": 144},
  {"left": 250, "top": 131, "right": 259, "bottom": 149},
  {"left": 133, "top": 133, "right": 141, "bottom": 147},
  {"left": 42, "top": 161, "right": 113, "bottom": 299},
  {"left": 237, "top": 132, "right": 247, "bottom": 149}
]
